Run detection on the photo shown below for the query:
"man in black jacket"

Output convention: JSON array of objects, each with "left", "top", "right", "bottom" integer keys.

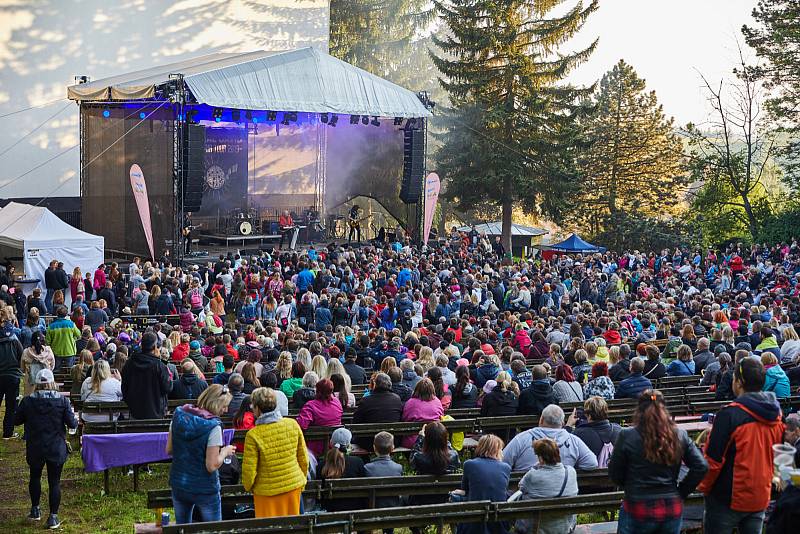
[
  {"left": 352, "top": 372, "right": 403, "bottom": 448},
  {"left": 343, "top": 349, "right": 366, "bottom": 385},
  {"left": 43, "top": 260, "right": 57, "bottom": 314},
  {"left": 121, "top": 332, "right": 171, "bottom": 419},
  {"left": 517, "top": 365, "right": 555, "bottom": 416},
  {"left": 0, "top": 323, "right": 24, "bottom": 438},
  {"left": 169, "top": 360, "right": 208, "bottom": 400},
  {"left": 97, "top": 281, "right": 117, "bottom": 317}
]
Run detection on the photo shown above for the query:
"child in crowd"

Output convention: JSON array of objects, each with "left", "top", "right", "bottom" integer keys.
[{"left": 364, "top": 431, "right": 403, "bottom": 534}]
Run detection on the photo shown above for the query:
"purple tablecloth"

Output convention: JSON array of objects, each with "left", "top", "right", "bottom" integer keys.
[{"left": 81, "top": 429, "right": 234, "bottom": 472}]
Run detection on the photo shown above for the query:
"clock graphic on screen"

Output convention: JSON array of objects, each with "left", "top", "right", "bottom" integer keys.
[{"left": 205, "top": 165, "right": 226, "bottom": 190}]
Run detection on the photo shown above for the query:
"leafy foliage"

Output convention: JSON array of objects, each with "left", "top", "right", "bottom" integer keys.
[
  {"left": 743, "top": 0, "right": 800, "bottom": 189},
  {"left": 591, "top": 212, "right": 695, "bottom": 252},
  {"left": 567, "top": 60, "right": 688, "bottom": 236},
  {"left": 433, "top": 0, "right": 598, "bottom": 250}
]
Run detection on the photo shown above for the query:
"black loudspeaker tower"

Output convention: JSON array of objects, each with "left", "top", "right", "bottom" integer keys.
[
  {"left": 400, "top": 129, "right": 424, "bottom": 203},
  {"left": 182, "top": 125, "right": 206, "bottom": 212}
]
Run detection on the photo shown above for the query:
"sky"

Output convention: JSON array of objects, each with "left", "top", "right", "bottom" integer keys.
[
  {"left": 567, "top": 0, "right": 758, "bottom": 126},
  {"left": 0, "top": 0, "right": 762, "bottom": 198}
]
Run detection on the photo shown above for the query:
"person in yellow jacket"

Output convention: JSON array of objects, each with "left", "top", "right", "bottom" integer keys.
[{"left": 242, "top": 387, "right": 308, "bottom": 517}]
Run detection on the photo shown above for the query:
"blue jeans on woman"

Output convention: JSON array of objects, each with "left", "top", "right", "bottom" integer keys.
[
  {"left": 171, "top": 488, "right": 221, "bottom": 524},
  {"left": 618, "top": 507, "right": 682, "bottom": 534}
]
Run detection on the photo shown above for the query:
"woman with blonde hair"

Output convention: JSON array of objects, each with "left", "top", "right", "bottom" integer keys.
[
  {"left": 326, "top": 358, "right": 352, "bottom": 392},
  {"left": 242, "top": 387, "right": 308, "bottom": 518},
  {"left": 295, "top": 347, "right": 312, "bottom": 371},
  {"left": 79, "top": 360, "right": 122, "bottom": 422},
  {"left": 69, "top": 350, "right": 94, "bottom": 397},
  {"left": 273, "top": 351, "right": 293, "bottom": 389},
  {"left": 310, "top": 354, "right": 327, "bottom": 380},
  {"left": 166, "top": 384, "right": 236, "bottom": 524},
  {"left": 416, "top": 346, "right": 436, "bottom": 374},
  {"left": 456, "top": 434, "right": 510, "bottom": 534},
  {"left": 379, "top": 355, "right": 397, "bottom": 374},
  {"left": 780, "top": 324, "right": 800, "bottom": 363}
]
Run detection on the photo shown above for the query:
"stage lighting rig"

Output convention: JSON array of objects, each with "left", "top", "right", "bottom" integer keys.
[
  {"left": 212, "top": 108, "right": 223, "bottom": 122},
  {"left": 404, "top": 118, "right": 418, "bottom": 130},
  {"left": 361, "top": 115, "right": 369, "bottom": 125},
  {"left": 267, "top": 111, "right": 277, "bottom": 122},
  {"left": 287, "top": 111, "right": 298, "bottom": 122},
  {"left": 371, "top": 116, "right": 380, "bottom": 127},
  {"left": 350, "top": 115, "right": 359, "bottom": 124},
  {"left": 394, "top": 117, "right": 403, "bottom": 126},
  {"left": 329, "top": 114, "right": 338, "bottom": 127},
  {"left": 281, "top": 112, "right": 290, "bottom": 125},
  {"left": 231, "top": 109, "right": 241, "bottom": 122},
  {"left": 320, "top": 113, "right": 329, "bottom": 124}
]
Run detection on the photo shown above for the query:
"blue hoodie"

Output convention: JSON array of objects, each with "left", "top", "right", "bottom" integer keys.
[{"left": 763, "top": 365, "right": 791, "bottom": 398}]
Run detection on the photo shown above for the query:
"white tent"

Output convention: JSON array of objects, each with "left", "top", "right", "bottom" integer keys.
[
  {"left": 67, "top": 48, "right": 432, "bottom": 118},
  {"left": 0, "top": 202, "right": 104, "bottom": 288}
]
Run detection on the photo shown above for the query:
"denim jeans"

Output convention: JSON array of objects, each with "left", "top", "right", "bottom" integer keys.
[
  {"left": 172, "top": 488, "right": 221, "bottom": 524},
  {"left": 53, "top": 356, "right": 75, "bottom": 373},
  {"left": 703, "top": 496, "right": 765, "bottom": 534},
  {"left": 45, "top": 288, "right": 54, "bottom": 314},
  {"left": 0, "top": 375, "right": 19, "bottom": 437},
  {"left": 618, "top": 506, "right": 682, "bottom": 534}
]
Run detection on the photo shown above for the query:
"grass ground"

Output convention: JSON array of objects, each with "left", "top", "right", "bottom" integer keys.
[{"left": 0, "top": 393, "right": 604, "bottom": 533}]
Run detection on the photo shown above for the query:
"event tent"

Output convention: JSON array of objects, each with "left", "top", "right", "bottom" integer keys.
[
  {"left": 547, "top": 233, "right": 606, "bottom": 253},
  {"left": 67, "top": 48, "right": 432, "bottom": 118},
  {"left": 0, "top": 202, "right": 104, "bottom": 288}
]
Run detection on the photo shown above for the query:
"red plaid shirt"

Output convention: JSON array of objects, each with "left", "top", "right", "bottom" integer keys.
[{"left": 622, "top": 496, "right": 683, "bottom": 522}]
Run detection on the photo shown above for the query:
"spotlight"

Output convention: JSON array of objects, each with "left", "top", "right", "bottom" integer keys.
[
  {"left": 329, "top": 114, "right": 338, "bottom": 127},
  {"left": 350, "top": 115, "right": 359, "bottom": 124},
  {"left": 102, "top": 109, "right": 110, "bottom": 118},
  {"left": 212, "top": 108, "right": 223, "bottom": 122},
  {"left": 281, "top": 112, "right": 290, "bottom": 125},
  {"left": 187, "top": 109, "right": 199, "bottom": 124},
  {"left": 361, "top": 115, "right": 369, "bottom": 125},
  {"left": 252, "top": 116, "right": 259, "bottom": 123},
  {"left": 267, "top": 111, "right": 277, "bottom": 121},
  {"left": 288, "top": 111, "right": 298, "bottom": 122},
  {"left": 371, "top": 116, "right": 380, "bottom": 127},
  {"left": 231, "top": 109, "right": 241, "bottom": 122},
  {"left": 394, "top": 117, "right": 403, "bottom": 126},
  {"left": 139, "top": 111, "right": 146, "bottom": 120},
  {"left": 320, "top": 113, "right": 329, "bottom": 124}
]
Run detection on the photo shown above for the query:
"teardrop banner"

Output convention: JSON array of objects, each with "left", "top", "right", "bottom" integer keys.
[
  {"left": 129, "top": 164, "right": 154, "bottom": 259},
  {"left": 422, "top": 172, "right": 440, "bottom": 245}
]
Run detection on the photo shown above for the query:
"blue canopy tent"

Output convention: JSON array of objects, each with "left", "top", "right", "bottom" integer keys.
[{"left": 547, "top": 233, "right": 606, "bottom": 254}]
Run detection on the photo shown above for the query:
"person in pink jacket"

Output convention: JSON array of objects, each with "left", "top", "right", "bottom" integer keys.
[
  {"left": 296, "top": 378, "right": 343, "bottom": 457},
  {"left": 92, "top": 265, "right": 107, "bottom": 292},
  {"left": 511, "top": 323, "right": 532, "bottom": 358},
  {"left": 401, "top": 378, "right": 444, "bottom": 448}
]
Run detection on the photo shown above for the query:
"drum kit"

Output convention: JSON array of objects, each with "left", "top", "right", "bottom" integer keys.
[{"left": 226, "top": 208, "right": 258, "bottom": 236}]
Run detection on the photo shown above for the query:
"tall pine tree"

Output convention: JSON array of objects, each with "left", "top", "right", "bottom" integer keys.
[
  {"left": 568, "top": 60, "right": 687, "bottom": 240},
  {"left": 433, "top": 0, "right": 598, "bottom": 251}
]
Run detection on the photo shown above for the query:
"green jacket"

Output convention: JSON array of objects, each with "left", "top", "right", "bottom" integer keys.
[{"left": 45, "top": 317, "right": 81, "bottom": 357}]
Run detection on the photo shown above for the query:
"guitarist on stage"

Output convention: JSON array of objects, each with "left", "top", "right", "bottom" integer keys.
[
  {"left": 279, "top": 210, "right": 297, "bottom": 250},
  {"left": 182, "top": 212, "right": 193, "bottom": 255},
  {"left": 348, "top": 204, "right": 363, "bottom": 243}
]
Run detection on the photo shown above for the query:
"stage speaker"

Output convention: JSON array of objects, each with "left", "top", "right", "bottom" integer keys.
[
  {"left": 400, "top": 129, "right": 424, "bottom": 203},
  {"left": 182, "top": 125, "right": 206, "bottom": 212}
]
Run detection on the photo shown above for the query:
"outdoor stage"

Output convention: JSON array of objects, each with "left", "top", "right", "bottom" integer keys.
[{"left": 67, "top": 48, "right": 432, "bottom": 262}]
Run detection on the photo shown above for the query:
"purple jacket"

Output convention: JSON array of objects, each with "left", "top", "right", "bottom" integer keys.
[
  {"left": 401, "top": 397, "right": 444, "bottom": 448},
  {"left": 296, "top": 397, "right": 343, "bottom": 456}
]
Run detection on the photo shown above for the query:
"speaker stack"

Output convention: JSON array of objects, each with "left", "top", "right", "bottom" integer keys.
[
  {"left": 400, "top": 129, "right": 424, "bottom": 203},
  {"left": 182, "top": 125, "right": 206, "bottom": 212}
]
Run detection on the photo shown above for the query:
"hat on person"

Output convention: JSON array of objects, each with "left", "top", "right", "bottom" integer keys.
[
  {"left": 456, "top": 358, "right": 470, "bottom": 368},
  {"left": 105, "top": 342, "right": 117, "bottom": 354},
  {"left": 0, "top": 323, "right": 13, "bottom": 339},
  {"left": 483, "top": 380, "right": 497, "bottom": 395},
  {"left": 36, "top": 368, "right": 55, "bottom": 384},
  {"left": 189, "top": 340, "right": 201, "bottom": 350},
  {"left": 330, "top": 427, "right": 352, "bottom": 451}
]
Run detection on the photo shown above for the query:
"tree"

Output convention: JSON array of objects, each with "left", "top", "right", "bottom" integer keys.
[
  {"left": 685, "top": 54, "right": 779, "bottom": 241},
  {"left": 329, "top": 0, "right": 431, "bottom": 81},
  {"left": 432, "top": 0, "right": 598, "bottom": 252},
  {"left": 568, "top": 60, "right": 687, "bottom": 240},
  {"left": 742, "top": 1, "right": 800, "bottom": 188}
]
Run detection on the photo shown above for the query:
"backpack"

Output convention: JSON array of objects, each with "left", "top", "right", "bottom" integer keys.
[
  {"left": 597, "top": 441, "right": 614, "bottom": 468},
  {"left": 27, "top": 359, "right": 46, "bottom": 387},
  {"left": 190, "top": 290, "right": 202, "bottom": 309}
]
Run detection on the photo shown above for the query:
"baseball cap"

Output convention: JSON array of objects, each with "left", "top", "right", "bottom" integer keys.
[
  {"left": 36, "top": 368, "right": 55, "bottom": 384},
  {"left": 330, "top": 427, "right": 352, "bottom": 450},
  {"left": 483, "top": 380, "right": 497, "bottom": 395},
  {"left": 190, "top": 340, "right": 201, "bottom": 350}
]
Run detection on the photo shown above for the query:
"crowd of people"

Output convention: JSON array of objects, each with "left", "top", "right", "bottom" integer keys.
[{"left": 1, "top": 233, "right": 800, "bottom": 532}]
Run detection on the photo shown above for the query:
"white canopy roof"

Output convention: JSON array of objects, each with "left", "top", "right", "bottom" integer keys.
[
  {"left": 0, "top": 202, "right": 102, "bottom": 249},
  {"left": 457, "top": 222, "right": 548, "bottom": 237},
  {"left": 67, "top": 48, "right": 432, "bottom": 118}
]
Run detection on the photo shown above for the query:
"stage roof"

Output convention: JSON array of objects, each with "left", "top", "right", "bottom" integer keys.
[{"left": 67, "top": 48, "right": 432, "bottom": 118}]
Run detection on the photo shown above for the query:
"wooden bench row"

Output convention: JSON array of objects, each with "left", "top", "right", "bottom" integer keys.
[{"left": 159, "top": 491, "right": 704, "bottom": 534}]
